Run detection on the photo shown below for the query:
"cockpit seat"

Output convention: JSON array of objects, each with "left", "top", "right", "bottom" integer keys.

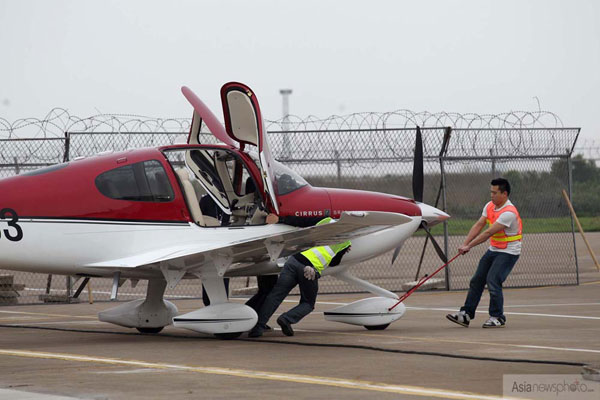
[{"left": 175, "top": 168, "right": 219, "bottom": 227}]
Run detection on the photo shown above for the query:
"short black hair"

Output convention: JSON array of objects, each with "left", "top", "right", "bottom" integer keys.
[{"left": 491, "top": 178, "right": 510, "bottom": 195}]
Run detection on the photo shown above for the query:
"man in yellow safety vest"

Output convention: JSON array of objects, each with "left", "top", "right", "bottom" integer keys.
[
  {"left": 446, "top": 178, "right": 522, "bottom": 328},
  {"left": 248, "top": 217, "right": 351, "bottom": 337}
]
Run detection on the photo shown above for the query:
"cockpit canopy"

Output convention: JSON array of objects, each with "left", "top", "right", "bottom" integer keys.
[
  {"left": 246, "top": 152, "right": 308, "bottom": 196},
  {"left": 272, "top": 161, "right": 308, "bottom": 196}
]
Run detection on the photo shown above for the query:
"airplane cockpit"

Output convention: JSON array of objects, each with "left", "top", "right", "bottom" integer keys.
[{"left": 164, "top": 148, "right": 269, "bottom": 227}]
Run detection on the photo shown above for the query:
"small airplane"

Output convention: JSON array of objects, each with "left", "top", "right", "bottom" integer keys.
[{"left": 0, "top": 82, "right": 449, "bottom": 338}]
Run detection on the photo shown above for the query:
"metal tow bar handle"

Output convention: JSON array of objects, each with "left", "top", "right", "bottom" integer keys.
[{"left": 388, "top": 253, "right": 461, "bottom": 311}]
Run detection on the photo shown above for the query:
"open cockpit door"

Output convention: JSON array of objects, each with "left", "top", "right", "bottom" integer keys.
[
  {"left": 164, "top": 147, "right": 270, "bottom": 226},
  {"left": 184, "top": 149, "right": 231, "bottom": 215},
  {"left": 181, "top": 86, "right": 236, "bottom": 147},
  {"left": 220, "top": 82, "right": 279, "bottom": 214}
]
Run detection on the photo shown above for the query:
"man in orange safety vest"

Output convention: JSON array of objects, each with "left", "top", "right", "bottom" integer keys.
[{"left": 446, "top": 178, "right": 522, "bottom": 328}]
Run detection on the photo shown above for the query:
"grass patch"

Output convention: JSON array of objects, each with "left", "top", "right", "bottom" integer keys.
[{"left": 418, "top": 216, "right": 600, "bottom": 236}]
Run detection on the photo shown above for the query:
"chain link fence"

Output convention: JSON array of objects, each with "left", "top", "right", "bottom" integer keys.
[
  {"left": 0, "top": 111, "right": 582, "bottom": 305},
  {"left": 574, "top": 138, "right": 600, "bottom": 165}
]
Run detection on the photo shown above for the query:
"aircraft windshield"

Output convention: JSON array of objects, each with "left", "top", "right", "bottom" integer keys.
[
  {"left": 272, "top": 160, "right": 308, "bottom": 195},
  {"left": 246, "top": 152, "right": 308, "bottom": 196}
]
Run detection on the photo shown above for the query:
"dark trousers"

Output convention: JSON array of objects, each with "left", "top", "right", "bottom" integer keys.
[
  {"left": 245, "top": 275, "right": 278, "bottom": 312},
  {"left": 461, "top": 249, "right": 519, "bottom": 320},
  {"left": 255, "top": 257, "right": 318, "bottom": 330}
]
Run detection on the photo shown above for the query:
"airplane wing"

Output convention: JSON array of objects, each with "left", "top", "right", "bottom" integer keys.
[{"left": 84, "top": 212, "right": 412, "bottom": 279}]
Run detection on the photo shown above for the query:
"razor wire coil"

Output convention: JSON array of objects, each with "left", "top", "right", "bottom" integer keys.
[{"left": 0, "top": 107, "right": 584, "bottom": 169}]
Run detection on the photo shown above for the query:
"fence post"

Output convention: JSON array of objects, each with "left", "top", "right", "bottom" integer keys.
[
  {"left": 335, "top": 150, "right": 342, "bottom": 185},
  {"left": 66, "top": 276, "right": 72, "bottom": 302},
  {"left": 440, "top": 127, "right": 452, "bottom": 291},
  {"left": 13, "top": 157, "right": 20, "bottom": 175},
  {"left": 490, "top": 148, "right": 496, "bottom": 177},
  {"left": 440, "top": 158, "right": 450, "bottom": 290},
  {"left": 567, "top": 153, "right": 579, "bottom": 285},
  {"left": 63, "top": 131, "right": 70, "bottom": 162},
  {"left": 45, "top": 274, "right": 52, "bottom": 294}
]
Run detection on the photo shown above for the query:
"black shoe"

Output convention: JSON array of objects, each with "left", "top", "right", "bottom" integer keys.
[
  {"left": 277, "top": 316, "right": 294, "bottom": 336},
  {"left": 248, "top": 327, "right": 263, "bottom": 338},
  {"left": 446, "top": 311, "right": 470, "bottom": 327}
]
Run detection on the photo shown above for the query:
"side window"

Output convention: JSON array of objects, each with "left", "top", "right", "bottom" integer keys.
[
  {"left": 95, "top": 160, "right": 174, "bottom": 202},
  {"left": 96, "top": 164, "right": 138, "bottom": 200},
  {"left": 144, "top": 160, "right": 175, "bottom": 201}
]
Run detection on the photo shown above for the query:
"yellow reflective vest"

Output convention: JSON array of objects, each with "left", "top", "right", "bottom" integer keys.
[{"left": 300, "top": 217, "right": 351, "bottom": 275}]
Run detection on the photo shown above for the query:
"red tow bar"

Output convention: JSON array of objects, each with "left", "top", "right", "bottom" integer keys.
[{"left": 388, "top": 253, "right": 461, "bottom": 311}]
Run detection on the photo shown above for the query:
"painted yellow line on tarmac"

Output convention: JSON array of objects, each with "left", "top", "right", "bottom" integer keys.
[{"left": 0, "top": 349, "right": 514, "bottom": 400}]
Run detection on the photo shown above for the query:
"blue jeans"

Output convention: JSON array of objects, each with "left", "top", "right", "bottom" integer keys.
[
  {"left": 460, "top": 250, "right": 519, "bottom": 320},
  {"left": 255, "top": 257, "right": 318, "bottom": 331}
]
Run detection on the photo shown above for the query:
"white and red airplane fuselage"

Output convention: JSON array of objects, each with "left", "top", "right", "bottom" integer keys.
[{"left": 0, "top": 82, "right": 448, "bottom": 337}]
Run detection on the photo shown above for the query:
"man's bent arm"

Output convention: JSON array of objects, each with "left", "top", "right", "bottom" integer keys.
[
  {"left": 462, "top": 216, "right": 487, "bottom": 246},
  {"left": 463, "top": 222, "right": 506, "bottom": 251}
]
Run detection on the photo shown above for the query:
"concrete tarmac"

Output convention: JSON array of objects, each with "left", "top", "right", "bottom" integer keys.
[{"left": 1, "top": 282, "right": 599, "bottom": 399}]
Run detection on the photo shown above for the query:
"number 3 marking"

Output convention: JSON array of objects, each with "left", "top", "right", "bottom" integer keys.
[{"left": 0, "top": 208, "right": 23, "bottom": 242}]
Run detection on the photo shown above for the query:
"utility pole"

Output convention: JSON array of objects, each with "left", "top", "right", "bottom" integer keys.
[{"left": 280, "top": 89, "right": 292, "bottom": 159}]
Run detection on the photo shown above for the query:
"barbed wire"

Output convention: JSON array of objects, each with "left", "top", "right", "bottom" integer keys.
[
  {"left": 265, "top": 109, "right": 564, "bottom": 131},
  {"left": 573, "top": 138, "right": 600, "bottom": 161},
  {"left": 0, "top": 108, "right": 191, "bottom": 139},
  {"left": 0, "top": 108, "right": 584, "bottom": 168},
  {"left": 266, "top": 110, "right": 577, "bottom": 161},
  {"left": 1, "top": 107, "right": 566, "bottom": 139}
]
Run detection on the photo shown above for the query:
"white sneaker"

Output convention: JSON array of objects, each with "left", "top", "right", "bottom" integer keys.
[
  {"left": 482, "top": 316, "right": 505, "bottom": 328},
  {"left": 446, "top": 310, "right": 470, "bottom": 327}
]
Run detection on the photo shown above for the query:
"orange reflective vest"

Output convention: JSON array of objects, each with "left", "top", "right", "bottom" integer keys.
[{"left": 485, "top": 202, "right": 523, "bottom": 249}]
